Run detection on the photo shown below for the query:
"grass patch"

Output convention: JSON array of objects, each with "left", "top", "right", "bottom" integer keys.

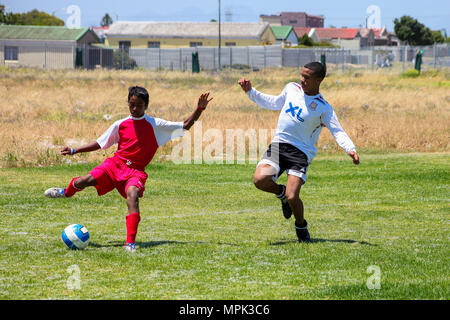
[{"left": 0, "top": 153, "right": 448, "bottom": 299}]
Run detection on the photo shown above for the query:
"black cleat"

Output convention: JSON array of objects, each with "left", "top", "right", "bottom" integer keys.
[
  {"left": 276, "top": 185, "right": 292, "bottom": 219},
  {"left": 295, "top": 220, "right": 311, "bottom": 243}
]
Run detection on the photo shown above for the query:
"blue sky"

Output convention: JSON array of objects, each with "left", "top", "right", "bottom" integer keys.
[{"left": 2, "top": 0, "right": 449, "bottom": 33}]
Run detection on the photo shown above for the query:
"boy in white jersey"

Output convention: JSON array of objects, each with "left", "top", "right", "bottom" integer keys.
[
  {"left": 45, "top": 86, "right": 213, "bottom": 252},
  {"left": 238, "top": 62, "right": 359, "bottom": 242}
]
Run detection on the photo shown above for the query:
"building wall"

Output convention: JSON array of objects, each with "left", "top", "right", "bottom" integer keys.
[
  {"left": 0, "top": 40, "right": 75, "bottom": 69},
  {"left": 281, "top": 12, "right": 307, "bottom": 27},
  {"left": 280, "top": 12, "right": 324, "bottom": 28},
  {"left": 77, "top": 31, "right": 101, "bottom": 46},
  {"left": 330, "top": 38, "right": 361, "bottom": 50},
  {"left": 306, "top": 16, "right": 324, "bottom": 28},
  {"left": 106, "top": 30, "right": 276, "bottom": 48},
  {"left": 260, "top": 16, "right": 282, "bottom": 25},
  {"left": 283, "top": 31, "right": 298, "bottom": 47}
]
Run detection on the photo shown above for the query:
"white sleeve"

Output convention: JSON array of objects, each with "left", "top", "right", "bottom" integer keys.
[
  {"left": 96, "top": 121, "right": 120, "bottom": 149},
  {"left": 246, "top": 85, "right": 287, "bottom": 111},
  {"left": 153, "top": 118, "right": 185, "bottom": 147},
  {"left": 321, "top": 108, "right": 356, "bottom": 154}
]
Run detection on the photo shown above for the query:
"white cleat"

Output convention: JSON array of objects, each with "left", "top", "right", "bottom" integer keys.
[
  {"left": 124, "top": 243, "right": 136, "bottom": 253},
  {"left": 44, "top": 187, "right": 66, "bottom": 198}
]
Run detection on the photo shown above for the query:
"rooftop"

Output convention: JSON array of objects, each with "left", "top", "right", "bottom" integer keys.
[
  {"left": 0, "top": 25, "right": 93, "bottom": 41},
  {"left": 106, "top": 21, "right": 272, "bottom": 39}
]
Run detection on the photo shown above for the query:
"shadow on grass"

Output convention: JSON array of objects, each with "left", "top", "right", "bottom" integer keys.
[
  {"left": 270, "top": 238, "right": 377, "bottom": 246},
  {"left": 89, "top": 240, "right": 240, "bottom": 248}
]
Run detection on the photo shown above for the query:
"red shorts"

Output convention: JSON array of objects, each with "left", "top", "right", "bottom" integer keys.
[{"left": 90, "top": 157, "right": 148, "bottom": 199}]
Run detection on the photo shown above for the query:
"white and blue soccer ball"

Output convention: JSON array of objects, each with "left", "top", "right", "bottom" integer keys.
[{"left": 61, "top": 224, "right": 90, "bottom": 250}]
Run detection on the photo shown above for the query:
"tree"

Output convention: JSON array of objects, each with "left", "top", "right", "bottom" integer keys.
[
  {"left": 431, "top": 31, "right": 445, "bottom": 43},
  {"left": 100, "top": 13, "right": 113, "bottom": 27},
  {"left": 0, "top": 6, "right": 64, "bottom": 26},
  {"left": 393, "top": 15, "right": 433, "bottom": 45},
  {"left": 298, "top": 34, "right": 314, "bottom": 46}
]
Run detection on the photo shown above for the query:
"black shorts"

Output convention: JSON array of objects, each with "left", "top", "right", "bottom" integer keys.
[{"left": 258, "top": 143, "right": 309, "bottom": 182}]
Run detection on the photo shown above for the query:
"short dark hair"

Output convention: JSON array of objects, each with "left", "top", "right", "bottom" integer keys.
[
  {"left": 128, "top": 86, "right": 149, "bottom": 106},
  {"left": 304, "top": 62, "right": 326, "bottom": 79}
]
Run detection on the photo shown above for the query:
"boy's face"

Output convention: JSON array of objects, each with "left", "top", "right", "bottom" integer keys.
[
  {"left": 128, "top": 95, "right": 147, "bottom": 118},
  {"left": 300, "top": 67, "right": 322, "bottom": 94}
]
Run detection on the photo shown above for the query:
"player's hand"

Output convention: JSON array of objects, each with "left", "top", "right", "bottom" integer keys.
[
  {"left": 61, "top": 146, "right": 73, "bottom": 156},
  {"left": 197, "top": 92, "right": 213, "bottom": 111},
  {"left": 349, "top": 151, "right": 359, "bottom": 165},
  {"left": 238, "top": 78, "right": 252, "bottom": 92}
]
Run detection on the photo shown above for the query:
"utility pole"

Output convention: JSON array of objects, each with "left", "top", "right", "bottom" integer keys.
[{"left": 218, "top": 0, "right": 221, "bottom": 71}]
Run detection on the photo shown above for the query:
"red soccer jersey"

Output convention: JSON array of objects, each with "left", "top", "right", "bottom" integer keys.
[{"left": 96, "top": 115, "right": 184, "bottom": 170}]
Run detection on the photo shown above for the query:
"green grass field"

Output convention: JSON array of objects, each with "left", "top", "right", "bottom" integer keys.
[{"left": 0, "top": 153, "right": 448, "bottom": 299}]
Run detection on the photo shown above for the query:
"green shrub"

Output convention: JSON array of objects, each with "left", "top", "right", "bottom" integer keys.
[{"left": 400, "top": 69, "right": 420, "bottom": 78}]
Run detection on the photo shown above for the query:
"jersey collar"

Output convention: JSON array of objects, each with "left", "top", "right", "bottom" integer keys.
[{"left": 130, "top": 114, "right": 146, "bottom": 120}]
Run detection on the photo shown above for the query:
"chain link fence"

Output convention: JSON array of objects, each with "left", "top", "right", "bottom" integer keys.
[{"left": 1, "top": 40, "right": 448, "bottom": 72}]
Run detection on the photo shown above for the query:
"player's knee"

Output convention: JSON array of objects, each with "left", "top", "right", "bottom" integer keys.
[
  {"left": 75, "top": 175, "right": 95, "bottom": 188},
  {"left": 286, "top": 191, "right": 299, "bottom": 204},
  {"left": 126, "top": 187, "right": 140, "bottom": 202},
  {"left": 253, "top": 175, "right": 268, "bottom": 190}
]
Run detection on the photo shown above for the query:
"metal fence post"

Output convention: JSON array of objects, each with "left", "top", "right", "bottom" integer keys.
[
  {"left": 158, "top": 48, "right": 161, "bottom": 71},
  {"left": 72, "top": 43, "right": 75, "bottom": 68},
  {"left": 44, "top": 42, "right": 47, "bottom": 69},
  {"left": 264, "top": 46, "right": 266, "bottom": 74},
  {"left": 229, "top": 46, "right": 232, "bottom": 70},
  {"left": 402, "top": 46, "right": 405, "bottom": 73},
  {"left": 371, "top": 46, "right": 374, "bottom": 72},
  {"left": 434, "top": 43, "right": 437, "bottom": 69},
  {"left": 121, "top": 45, "right": 124, "bottom": 70},
  {"left": 341, "top": 48, "right": 345, "bottom": 73}
]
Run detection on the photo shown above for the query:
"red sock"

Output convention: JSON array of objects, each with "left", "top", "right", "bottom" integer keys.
[
  {"left": 64, "top": 177, "right": 83, "bottom": 198},
  {"left": 126, "top": 212, "right": 141, "bottom": 244}
]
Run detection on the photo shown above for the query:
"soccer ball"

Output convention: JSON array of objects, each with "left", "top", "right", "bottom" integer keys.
[{"left": 61, "top": 224, "right": 90, "bottom": 250}]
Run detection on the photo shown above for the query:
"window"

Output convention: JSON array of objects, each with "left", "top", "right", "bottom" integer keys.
[
  {"left": 225, "top": 42, "right": 236, "bottom": 47},
  {"left": 190, "top": 42, "right": 203, "bottom": 47},
  {"left": 118, "top": 41, "right": 131, "bottom": 53},
  {"left": 148, "top": 41, "right": 160, "bottom": 48},
  {"left": 289, "top": 20, "right": 298, "bottom": 24},
  {"left": 5, "top": 46, "right": 18, "bottom": 61}
]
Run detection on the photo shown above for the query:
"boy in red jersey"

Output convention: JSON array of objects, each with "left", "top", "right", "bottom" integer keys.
[{"left": 45, "top": 86, "right": 213, "bottom": 252}]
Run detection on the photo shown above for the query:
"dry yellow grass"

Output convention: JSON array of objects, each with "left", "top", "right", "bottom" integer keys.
[{"left": 0, "top": 67, "right": 449, "bottom": 167}]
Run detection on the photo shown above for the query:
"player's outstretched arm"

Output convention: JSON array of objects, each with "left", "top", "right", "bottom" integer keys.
[
  {"left": 238, "top": 78, "right": 252, "bottom": 92},
  {"left": 183, "top": 92, "right": 213, "bottom": 130},
  {"left": 238, "top": 77, "right": 285, "bottom": 110},
  {"left": 61, "top": 141, "right": 101, "bottom": 156},
  {"left": 348, "top": 150, "right": 360, "bottom": 165}
]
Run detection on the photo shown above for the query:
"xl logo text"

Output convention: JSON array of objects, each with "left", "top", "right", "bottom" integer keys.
[{"left": 286, "top": 102, "right": 304, "bottom": 122}]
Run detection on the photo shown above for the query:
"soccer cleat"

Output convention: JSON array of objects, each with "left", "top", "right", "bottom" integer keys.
[
  {"left": 124, "top": 242, "right": 136, "bottom": 253},
  {"left": 276, "top": 185, "right": 292, "bottom": 219},
  {"left": 44, "top": 187, "right": 66, "bottom": 198},
  {"left": 295, "top": 220, "right": 311, "bottom": 243}
]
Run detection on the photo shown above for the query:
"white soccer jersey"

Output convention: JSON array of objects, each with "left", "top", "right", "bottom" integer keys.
[{"left": 247, "top": 82, "right": 356, "bottom": 163}]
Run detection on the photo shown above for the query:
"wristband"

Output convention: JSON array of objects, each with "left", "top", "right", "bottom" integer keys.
[
  {"left": 197, "top": 106, "right": 206, "bottom": 111},
  {"left": 70, "top": 148, "right": 75, "bottom": 155}
]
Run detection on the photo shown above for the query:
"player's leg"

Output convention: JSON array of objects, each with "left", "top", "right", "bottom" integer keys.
[
  {"left": 253, "top": 163, "right": 292, "bottom": 219},
  {"left": 44, "top": 173, "right": 97, "bottom": 198},
  {"left": 285, "top": 174, "right": 310, "bottom": 243},
  {"left": 253, "top": 164, "right": 283, "bottom": 195},
  {"left": 124, "top": 186, "right": 141, "bottom": 252}
]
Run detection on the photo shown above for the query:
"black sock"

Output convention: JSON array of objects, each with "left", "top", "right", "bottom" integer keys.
[
  {"left": 276, "top": 185, "right": 286, "bottom": 199},
  {"left": 295, "top": 220, "right": 307, "bottom": 229}
]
